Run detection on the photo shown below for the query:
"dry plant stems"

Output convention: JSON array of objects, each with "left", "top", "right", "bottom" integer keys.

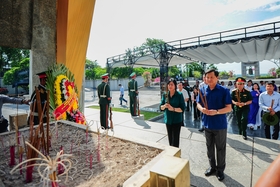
[
  {"left": 35, "top": 87, "right": 48, "bottom": 153},
  {"left": 29, "top": 101, "right": 36, "bottom": 141},
  {"left": 86, "top": 126, "right": 89, "bottom": 144},
  {"left": 109, "top": 106, "right": 114, "bottom": 131},
  {"left": 10, "top": 141, "right": 73, "bottom": 187},
  {"left": 26, "top": 89, "right": 48, "bottom": 183},
  {"left": 39, "top": 101, "right": 47, "bottom": 153},
  {"left": 0, "top": 121, "right": 160, "bottom": 186},
  {"left": 46, "top": 90, "right": 50, "bottom": 154},
  {"left": 15, "top": 99, "right": 19, "bottom": 157}
]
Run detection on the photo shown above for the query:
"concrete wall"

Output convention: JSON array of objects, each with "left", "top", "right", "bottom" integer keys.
[
  {"left": 30, "top": 0, "right": 56, "bottom": 93},
  {"left": 0, "top": 0, "right": 33, "bottom": 49},
  {"left": 84, "top": 76, "right": 145, "bottom": 91},
  {"left": 0, "top": 0, "right": 57, "bottom": 94}
]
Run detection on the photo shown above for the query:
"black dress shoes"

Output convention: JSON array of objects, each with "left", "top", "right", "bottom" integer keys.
[
  {"left": 204, "top": 167, "right": 216, "bottom": 176},
  {"left": 198, "top": 128, "right": 205, "bottom": 132},
  {"left": 243, "top": 136, "right": 247, "bottom": 140},
  {"left": 216, "top": 171, "right": 225, "bottom": 181}
]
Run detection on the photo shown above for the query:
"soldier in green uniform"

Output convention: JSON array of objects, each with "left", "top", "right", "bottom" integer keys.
[
  {"left": 97, "top": 73, "right": 111, "bottom": 129},
  {"left": 231, "top": 77, "right": 252, "bottom": 140},
  {"left": 28, "top": 71, "right": 48, "bottom": 126},
  {"left": 128, "top": 72, "right": 138, "bottom": 116}
]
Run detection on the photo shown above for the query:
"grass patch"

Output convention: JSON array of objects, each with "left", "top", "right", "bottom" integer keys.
[{"left": 88, "top": 105, "right": 162, "bottom": 120}]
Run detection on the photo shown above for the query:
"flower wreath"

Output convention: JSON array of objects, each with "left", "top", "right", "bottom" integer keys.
[{"left": 46, "top": 64, "right": 86, "bottom": 125}]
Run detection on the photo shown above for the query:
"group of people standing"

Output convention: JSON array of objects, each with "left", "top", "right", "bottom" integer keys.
[
  {"left": 160, "top": 69, "right": 280, "bottom": 182},
  {"left": 229, "top": 78, "right": 280, "bottom": 140},
  {"left": 160, "top": 69, "right": 231, "bottom": 181}
]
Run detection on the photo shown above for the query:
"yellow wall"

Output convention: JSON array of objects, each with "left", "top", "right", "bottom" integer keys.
[{"left": 57, "top": 0, "right": 96, "bottom": 96}]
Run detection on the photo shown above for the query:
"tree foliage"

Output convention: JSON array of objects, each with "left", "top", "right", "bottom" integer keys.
[
  {"left": 168, "top": 66, "right": 180, "bottom": 77},
  {"left": 206, "top": 64, "right": 218, "bottom": 71},
  {"left": 110, "top": 67, "right": 132, "bottom": 79},
  {"left": 0, "top": 47, "right": 29, "bottom": 77},
  {"left": 183, "top": 62, "right": 203, "bottom": 77},
  {"left": 85, "top": 59, "right": 102, "bottom": 80},
  {"left": 3, "top": 58, "right": 29, "bottom": 85}
]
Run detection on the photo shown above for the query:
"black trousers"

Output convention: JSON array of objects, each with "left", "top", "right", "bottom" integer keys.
[
  {"left": 166, "top": 122, "right": 182, "bottom": 148},
  {"left": 99, "top": 103, "right": 109, "bottom": 129},
  {"left": 0, "top": 118, "right": 8, "bottom": 133},
  {"left": 262, "top": 111, "right": 280, "bottom": 140},
  {"left": 205, "top": 128, "right": 227, "bottom": 172},
  {"left": 235, "top": 107, "right": 249, "bottom": 137}
]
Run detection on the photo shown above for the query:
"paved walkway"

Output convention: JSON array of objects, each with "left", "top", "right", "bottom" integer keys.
[
  {"left": 82, "top": 86, "right": 279, "bottom": 187},
  {"left": 2, "top": 86, "right": 280, "bottom": 187}
]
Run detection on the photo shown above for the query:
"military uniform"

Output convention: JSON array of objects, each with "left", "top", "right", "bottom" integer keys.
[
  {"left": 231, "top": 77, "right": 252, "bottom": 139},
  {"left": 28, "top": 72, "right": 48, "bottom": 126},
  {"left": 97, "top": 73, "right": 111, "bottom": 129},
  {"left": 128, "top": 72, "right": 138, "bottom": 116}
]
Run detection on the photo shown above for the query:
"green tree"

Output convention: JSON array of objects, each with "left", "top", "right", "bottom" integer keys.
[
  {"left": 0, "top": 47, "right": 29, "bottom": 77},
  {"left": 168, "top": 66, "right": 180, "bottom": 78},
  {"left": 184, "top": 62, "right": 203, "bottom": 77},
  {"left": 111, "top": 67, "right": 132, "bottom": 79},
  {"left": 85, "top": 59, "right": 101, "bottom": 80},
  {"left": 193, "top": 71, "right": 202, "bottom": 79},
  {"left": 124, "top": 38, "right": 166, "bottom": 61},
  {"left": 150, "top": 68, "right": 160, "bottom": 78},
  {"left": 3, "top": 58, "right": 29, "bottom": 85},
  {"left": 206, "top": 64, "right": 218, "bottom": 71},
  {"left": 94, "top": 67, "right": 106, "bottom": 79}
]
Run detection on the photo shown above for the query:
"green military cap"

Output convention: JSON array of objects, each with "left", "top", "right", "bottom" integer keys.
[
  {"left": 235, "top": 77, "right": 246, "bottom": 83},
  {"left": 130, "top": 72, "right": 136, "bottom": 78},
  {"left": 262, "top": 113, "right": 279, "bottom": 126},
  {"left": 101, "top": 73, "right": 109, "bottom": 79}
]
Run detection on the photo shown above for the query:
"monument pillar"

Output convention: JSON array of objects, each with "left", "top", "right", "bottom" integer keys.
[
  {"left": 241, "top": 61, "right": 260, "bottom": 78},
  {"left": 30, "top": 0, "right": 57, "bottom": 94},
  {"left": 57, "top": 0, "right": 96, "bottom": 97}
]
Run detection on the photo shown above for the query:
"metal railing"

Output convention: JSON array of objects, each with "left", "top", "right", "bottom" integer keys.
[
  {"left": 167, "top": 21, "right": 280, "bottom": 49},
  {"left": 107, "top": 21, "right": 280, "bottom": 66}
]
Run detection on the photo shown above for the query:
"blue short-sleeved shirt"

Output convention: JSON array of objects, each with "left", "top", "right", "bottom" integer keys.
[
  {"left": 160, "top": 91, "right": 186, "bottom": 125},
  {"left": 197, "top": 84, "right": 232, "bottom": 130}
]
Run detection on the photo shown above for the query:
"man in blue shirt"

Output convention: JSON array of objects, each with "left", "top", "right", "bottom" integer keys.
[
  {"left": 197, "top": 69, "right": 232, "bottom": 181},
  {"left": 259, "top": 82, "right": 280, "bottom": 140},
  {"left": 119, "top": 84, "right": 127, "bottom": 105},
  {"left": 259, "top": 80, "right": 266, "bottom": 92}
]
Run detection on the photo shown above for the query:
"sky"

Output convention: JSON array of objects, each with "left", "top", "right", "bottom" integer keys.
[{"left": 86, "top": 0, "right": 280, "bottom": 75}]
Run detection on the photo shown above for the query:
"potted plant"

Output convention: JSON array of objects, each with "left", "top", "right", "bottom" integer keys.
[{"left": 219, "top": 71, "right": 229, "bottom": 79}]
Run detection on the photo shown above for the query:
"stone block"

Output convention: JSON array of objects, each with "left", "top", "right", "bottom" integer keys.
[
  {"left": 9, "top": 113, "right": 28, "bottom": 130},
  {"left": 150, "top": 155, "right": 190, "bottom": 187}
]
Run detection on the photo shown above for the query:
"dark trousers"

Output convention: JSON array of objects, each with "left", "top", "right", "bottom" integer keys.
[
  {"left": 0, "top": 118, "right": 8, "bottom": 133},
  {"left": 193, "top": 102, "right": 200, "bottom": 119},
  {"left": 263, "top": 111, "right": 280, "bottom": 140},
  {"left": 119, "top": 94, "right": 127, "bottom": 105},
  {"left": 166, "top": 122, "right": 182, "bottom": 148},
  {"left": 99, "top": 103, "right": 109, "bottom": 129},
  {"left": 205, "top": 128, "right": 227, "bottom": 172},
  {"left": 235, "top": 108, "right": 249, "bottom": 137},
  {"left": 186, "top": 100, "right": 192, "bottom": 111},
  {"left": 129, "top": 95, "right": 136, "bottom": 116}
]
